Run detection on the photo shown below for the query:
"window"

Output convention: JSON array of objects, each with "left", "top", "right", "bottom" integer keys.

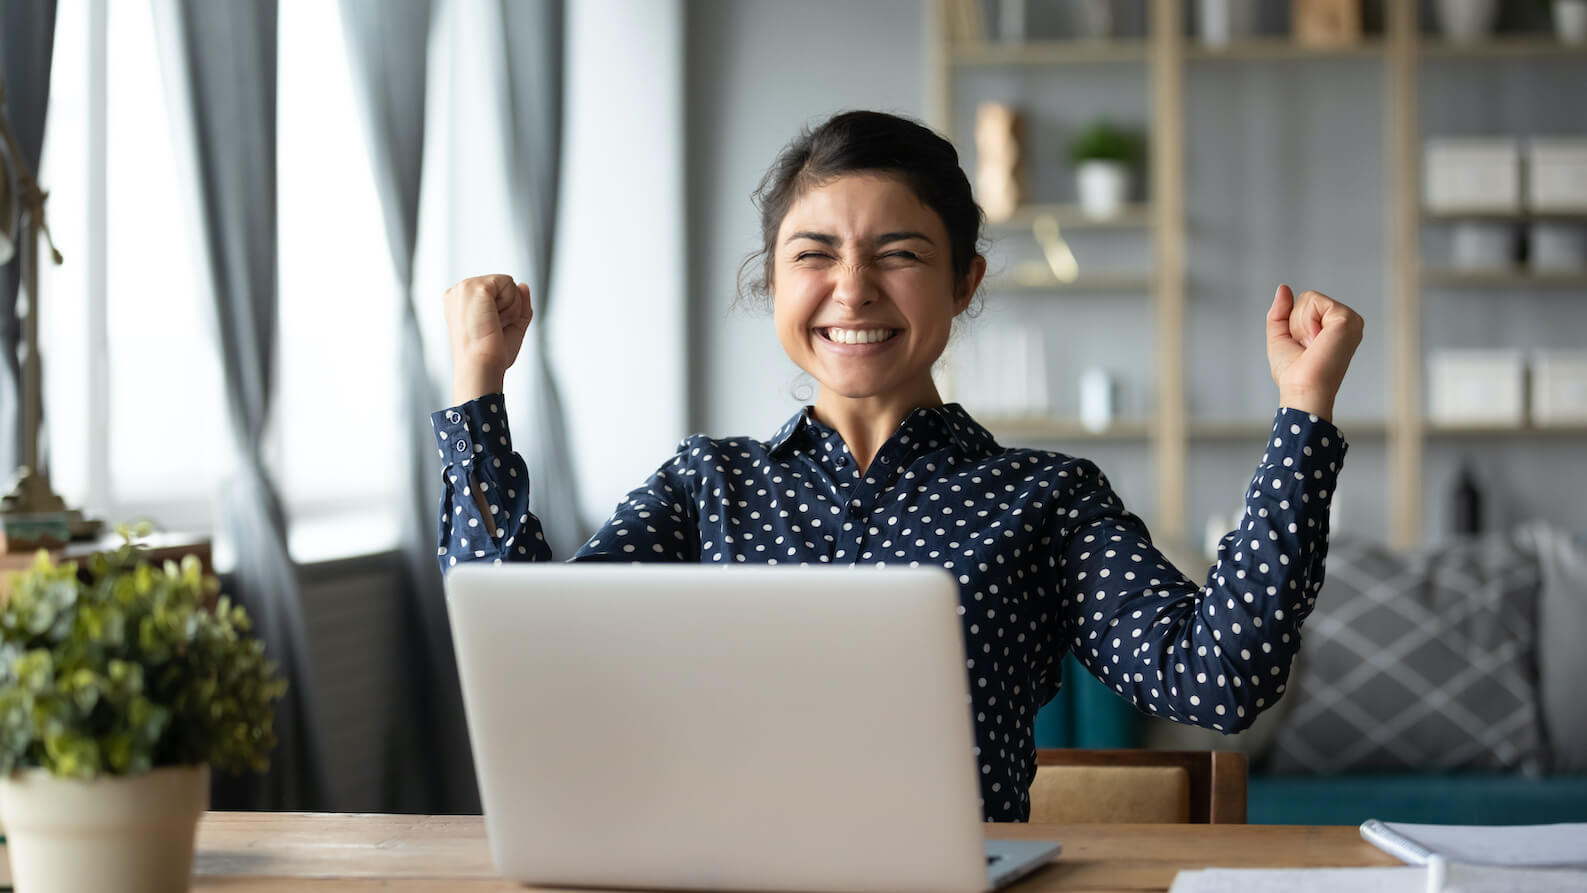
[{"left": 39, "top": 0, "right": 404, "bottom": 563}]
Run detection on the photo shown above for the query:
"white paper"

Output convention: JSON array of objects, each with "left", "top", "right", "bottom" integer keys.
[
  {"left": 1169, "top": 867, "right": 1424, "bottom": 893},
  {"left": 1169, "top": 864, "right": 1587, "bottom": 893}
]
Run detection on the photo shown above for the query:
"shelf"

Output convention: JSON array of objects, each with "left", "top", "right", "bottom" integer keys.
[
  {"left": 1426, "top": 421, "right": 1587, "bottom": 438},
  {"left": 993, "top": 271, "right": 1155, "bottom": 294},
  {"left": 986, "top": 203, "right": 1152, "bottom": 232},
  {"left": 1185, "top": 37, "right": 1387, "bottom": 62},
  {"left": 979, "top": 416, "right": 1153, "bottom": 442},
  {"left": 1423, "top": 268, "right": 1587, "bottom": 287},
  {"left": 976, "top": 416, "right": 1392, "bottom": 443},
  {"left": 1421, "top": 38, "right": 1587, "bottom": 59},
  {"left": 950, "top": 39, "right": 1148, "bottom": 66},
  {"left": 1424, "top": 207, "right": 1587, "bottom": 221},
  {"left": 1187, "top": 418, "right": 1389, "bottom": 440}
]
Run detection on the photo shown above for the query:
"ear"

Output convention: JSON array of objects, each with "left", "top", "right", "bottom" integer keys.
[{"left": 953, "top": 255, "right": 987, "bottom": 315}]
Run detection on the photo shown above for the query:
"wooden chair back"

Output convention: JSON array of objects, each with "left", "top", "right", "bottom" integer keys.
[{"left": 1030, "top": 749, "right": 1247, "bottom": 824}]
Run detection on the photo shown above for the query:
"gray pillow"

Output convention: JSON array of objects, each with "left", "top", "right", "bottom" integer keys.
[
  {"left": 1519, "top": 522, "right": 1587, "bottom": 771},
  {"left": 1268, "top": 536, "right": 1544, "bottom": 774}
]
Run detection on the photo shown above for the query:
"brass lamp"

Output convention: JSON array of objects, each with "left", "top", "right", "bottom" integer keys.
[{"left": 0, "top": 75, "right": 97, "bottom": 548}]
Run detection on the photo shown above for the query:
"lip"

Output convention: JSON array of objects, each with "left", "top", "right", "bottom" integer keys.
[{"left": 813, "top": 327, "right": 903, "bottom": 356}]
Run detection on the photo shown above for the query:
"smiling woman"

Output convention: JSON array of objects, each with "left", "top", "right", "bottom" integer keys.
[{"left": 431, "top": 110, "right": 1365, "bottom": 823}]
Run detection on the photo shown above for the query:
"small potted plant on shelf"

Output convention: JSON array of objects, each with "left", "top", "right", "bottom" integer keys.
[
  {"left": 0, "top": 525, "right": 286, "bottom": 893},
  {"left": 1069, "top": 119, "right": 1141, "bottom": 220},
  {"left": 1555, "top": 0, "right": 1587, "bottom": 43}
]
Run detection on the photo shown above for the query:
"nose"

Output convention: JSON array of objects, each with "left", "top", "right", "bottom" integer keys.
[{"left": 832, "top": 261, "right": 877, "bottom": 309}]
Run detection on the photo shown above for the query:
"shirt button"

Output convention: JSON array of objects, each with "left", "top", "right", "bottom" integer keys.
[
  {"left": 454, "top": 439, "right": 468, "bottom": 453},
  {"left": 447, "top": 410, "right": 461, "bottom": 424}
]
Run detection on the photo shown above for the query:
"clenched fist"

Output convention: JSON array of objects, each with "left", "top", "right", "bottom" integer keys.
[
  {"left": 1266, "top": 284, "right": 1365, "bottom": 423},
  {"left": 444, "top": 274, "right": 533, "bottom": 404}
]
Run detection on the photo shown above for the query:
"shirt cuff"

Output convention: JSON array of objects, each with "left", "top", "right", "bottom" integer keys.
[
  {"left": 430, "top": 392, "right": 515, "bottom": 471},
  {"left": 1266, "top": 406, "right": 1349, "bottom": 489}
]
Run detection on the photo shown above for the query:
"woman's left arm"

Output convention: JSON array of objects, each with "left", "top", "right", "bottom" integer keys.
[{"left": 1058, "top": 284, "right": 1363, "bottom": 731}]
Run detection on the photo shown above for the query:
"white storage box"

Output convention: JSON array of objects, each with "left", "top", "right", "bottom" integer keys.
[
  {"left": 1531, "top": 350, "right": 1587, "bottom": 425},
  {"left": 1428, "top": 349, "right": 1526, "bottom": 426},
  {"left": 1425, "top": 138, "right": 1521, "bottom": 213},
  {"left": 1452, "top": 221, "right": 1516, "bottom": 270},
  {"left": 1526, "top": 138, "right": 1587, "bottom": 211}
]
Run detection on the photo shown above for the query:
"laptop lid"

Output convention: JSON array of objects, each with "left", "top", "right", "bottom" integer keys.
[{"left": 445, "top": 564, "right": 1000, "bottom": 893}]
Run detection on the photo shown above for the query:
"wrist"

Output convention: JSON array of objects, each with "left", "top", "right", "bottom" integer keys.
[
  {"left": 1278, "top": 390, "right": 1334, "bottom": 422},
  {"left": 452, "top": 371, "right": 505, "bottom": 406}
]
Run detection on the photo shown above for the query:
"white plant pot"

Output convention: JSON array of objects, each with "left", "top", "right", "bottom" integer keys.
[
  {"left": 1435, "top": 0, "right": 1499, "bottom": 43},
  {"left": 0, "top": 765, "right": 209, "bottom": 893},
  {"left": 1076, "top": 160, "right": 1130, "bottom": 220},
  {"left": 1557, "top": 0, "right": 1587, "bottom": 43}
]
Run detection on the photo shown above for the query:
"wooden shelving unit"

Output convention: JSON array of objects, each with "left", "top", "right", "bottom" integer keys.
[
  {"left": 933, "top": 0, "right": 1587, "bottom": 550},
  {"left": 995, "top": 272, "right": 1156, "bottom": 294}
]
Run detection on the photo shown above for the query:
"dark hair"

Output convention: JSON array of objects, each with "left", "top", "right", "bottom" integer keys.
[{"left": 735, "top": 110, "right": 986, "bottom": 310}]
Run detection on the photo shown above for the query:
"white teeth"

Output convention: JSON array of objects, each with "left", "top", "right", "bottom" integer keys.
[{"left": 826, "top": 327, "right": 893, "bottom": 345}]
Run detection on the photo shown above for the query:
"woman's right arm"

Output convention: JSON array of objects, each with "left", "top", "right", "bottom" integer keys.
[{"left": 436, "top": 275, "right": 547, "bottom": 572}]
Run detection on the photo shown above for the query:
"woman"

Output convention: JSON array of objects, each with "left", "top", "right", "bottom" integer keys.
[{"left": 433, "top": 111, "right": 1364, "bottom": 821}]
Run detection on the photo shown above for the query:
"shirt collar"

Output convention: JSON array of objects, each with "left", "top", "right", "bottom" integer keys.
[{"left": 766, "top": 403, "right": 1000, "bottom": 459}]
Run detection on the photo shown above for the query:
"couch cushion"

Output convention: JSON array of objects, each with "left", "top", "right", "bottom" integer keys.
[
  {"left": 1520, "top": 523, "right": 1587, "bottom": 771},
  {"left": 1268, "top": 537, "right": 1543, "bottom": 774}
]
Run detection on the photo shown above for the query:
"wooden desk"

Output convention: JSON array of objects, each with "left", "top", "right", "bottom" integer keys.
[{"left": 142, "top": 812, "right": 1394, "bottom": 891}]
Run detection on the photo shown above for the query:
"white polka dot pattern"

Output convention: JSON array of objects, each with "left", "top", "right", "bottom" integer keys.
[{"left": 430, "top": 396, "right": 1349, "bottom": 822}]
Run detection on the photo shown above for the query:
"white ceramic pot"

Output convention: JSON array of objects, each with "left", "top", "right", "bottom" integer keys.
[
  {"left": 1076, "top": 160, "right": 1130, "bottom": 220},
  {"left": 1435, "top": 0, "right": 1499, "bottom": 43},
  {"left": 0, "top": 765, "right": 209, "bottom": 893},
  {"left": 1557, "top": 0, "right": 1587, "bottom": 43}
]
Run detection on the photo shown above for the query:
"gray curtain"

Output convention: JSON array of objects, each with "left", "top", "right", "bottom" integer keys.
[
  {"left": 0, "top": 0, "right": 57, "bottom": 482},
  {"left": 339, "top": 0, "right": 480, "bottom": 814},
  {"left": 499, "top": 0, "right": 583, "bottom": 557},
  {"left": 154, "top": 0, "right": 327, "bottom": 810}
]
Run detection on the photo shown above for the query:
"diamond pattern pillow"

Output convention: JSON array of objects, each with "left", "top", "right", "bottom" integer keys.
[{"left": 1268, "top": 536, "right": 1544, "bottom": 774}]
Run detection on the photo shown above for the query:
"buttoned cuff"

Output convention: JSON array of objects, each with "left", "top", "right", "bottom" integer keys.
[{"left": 430, "top": 393, "right": 515, "bottom": 471}]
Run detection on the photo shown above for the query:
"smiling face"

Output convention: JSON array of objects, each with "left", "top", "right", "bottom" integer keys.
[{"left": 772, "top": 174, "right": 984, "bottom": 416}]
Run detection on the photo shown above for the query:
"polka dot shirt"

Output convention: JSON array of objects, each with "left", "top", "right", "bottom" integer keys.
[{"left": 431, "top": 396, "right": 1348, "bottom": 822}]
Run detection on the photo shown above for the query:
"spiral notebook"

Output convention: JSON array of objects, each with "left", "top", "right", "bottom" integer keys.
[{"left": 1360, "top": 820, "right": 1587, "bottom": 868}]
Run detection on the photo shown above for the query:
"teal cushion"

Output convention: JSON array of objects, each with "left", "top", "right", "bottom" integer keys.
[{"left": 1249, "top": 774, "right": 1587, "bottom": 826}]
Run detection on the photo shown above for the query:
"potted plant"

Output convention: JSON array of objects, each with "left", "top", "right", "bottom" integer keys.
[
  {"left": 1435, "top": 0, "right": 1499, "bottom": 42},
  {"left": 0, "top": 526, "right": 286, "bottom": 893},
  {"left": 1069, "top": 120, "right": 1141, "bottom": 220}
]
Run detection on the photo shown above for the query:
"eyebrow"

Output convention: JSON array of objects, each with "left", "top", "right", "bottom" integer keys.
[{"left": 783, "top": 230, "right": 936, "bottom": 247}]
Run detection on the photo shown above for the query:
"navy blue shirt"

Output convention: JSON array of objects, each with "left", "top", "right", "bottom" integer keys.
[{"left": 432, "top": 397, "right": 1347, "bottom": 821}]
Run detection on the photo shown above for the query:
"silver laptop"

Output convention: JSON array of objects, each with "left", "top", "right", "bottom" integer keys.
[{"left": 445, "top": 563, "right": 1059, "bottom": 893}]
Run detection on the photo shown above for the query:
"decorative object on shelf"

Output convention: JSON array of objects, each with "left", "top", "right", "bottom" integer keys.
[
  {"left": 1424, "top": 138, "right": 1521, "bottom": 213},
  {"left": 997, "top": 0, "right": 1027, "bottom": 42},
  {"left": 945, "top": 0, "right": 987, "bottom": 44},
  {"left": 0, "top": 526, "right": 287, "bottom": 893},
  {"left": 975, "top": 102, "right": 1025, "bottom": 224},
  {"left": 1292, "top": 0, "right": 1362, "bottom": 47},
  {"left": 1529, "top": 222, "right": 1587, "bottom": 272},
  {"left": 1031, "top": 212, "right": 1080, "bottom": 283},
  {"left": 1196, "top": 0, "right": 1254, "bottom": 48},
  {"left": 1433, "top": 0, "right": 1500, "bottom": 43},
  {"left": 1525, "top": 138, "right": 1587, "bottom": 211},
  {"left": 1554, "top": 0, "right": 1587, "bottom": 43},
  {"left": 1076, "top": 0, "right": 1115, "bottom": 40},
  {"left": 1428, "top": 349, "right": 1526, "bottom": 427},
  {"left": 1451, "top": 220, "right": 1517, "bottom": 270},
  {"left": 1530, "top": 350, "right": 1587, "bottom": 425},
  {"left": 1450, "top": 461, "right": 1484, "bottom": 536},
  {"left": 1069, "top": 119, "right": 1140, "bottom": 220},
  {"left": 0, "top": 77, "right": 100, "bottom": 548},
  {"left": 1078, "top": 367, "right": 1115, "bottom": 433}
]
